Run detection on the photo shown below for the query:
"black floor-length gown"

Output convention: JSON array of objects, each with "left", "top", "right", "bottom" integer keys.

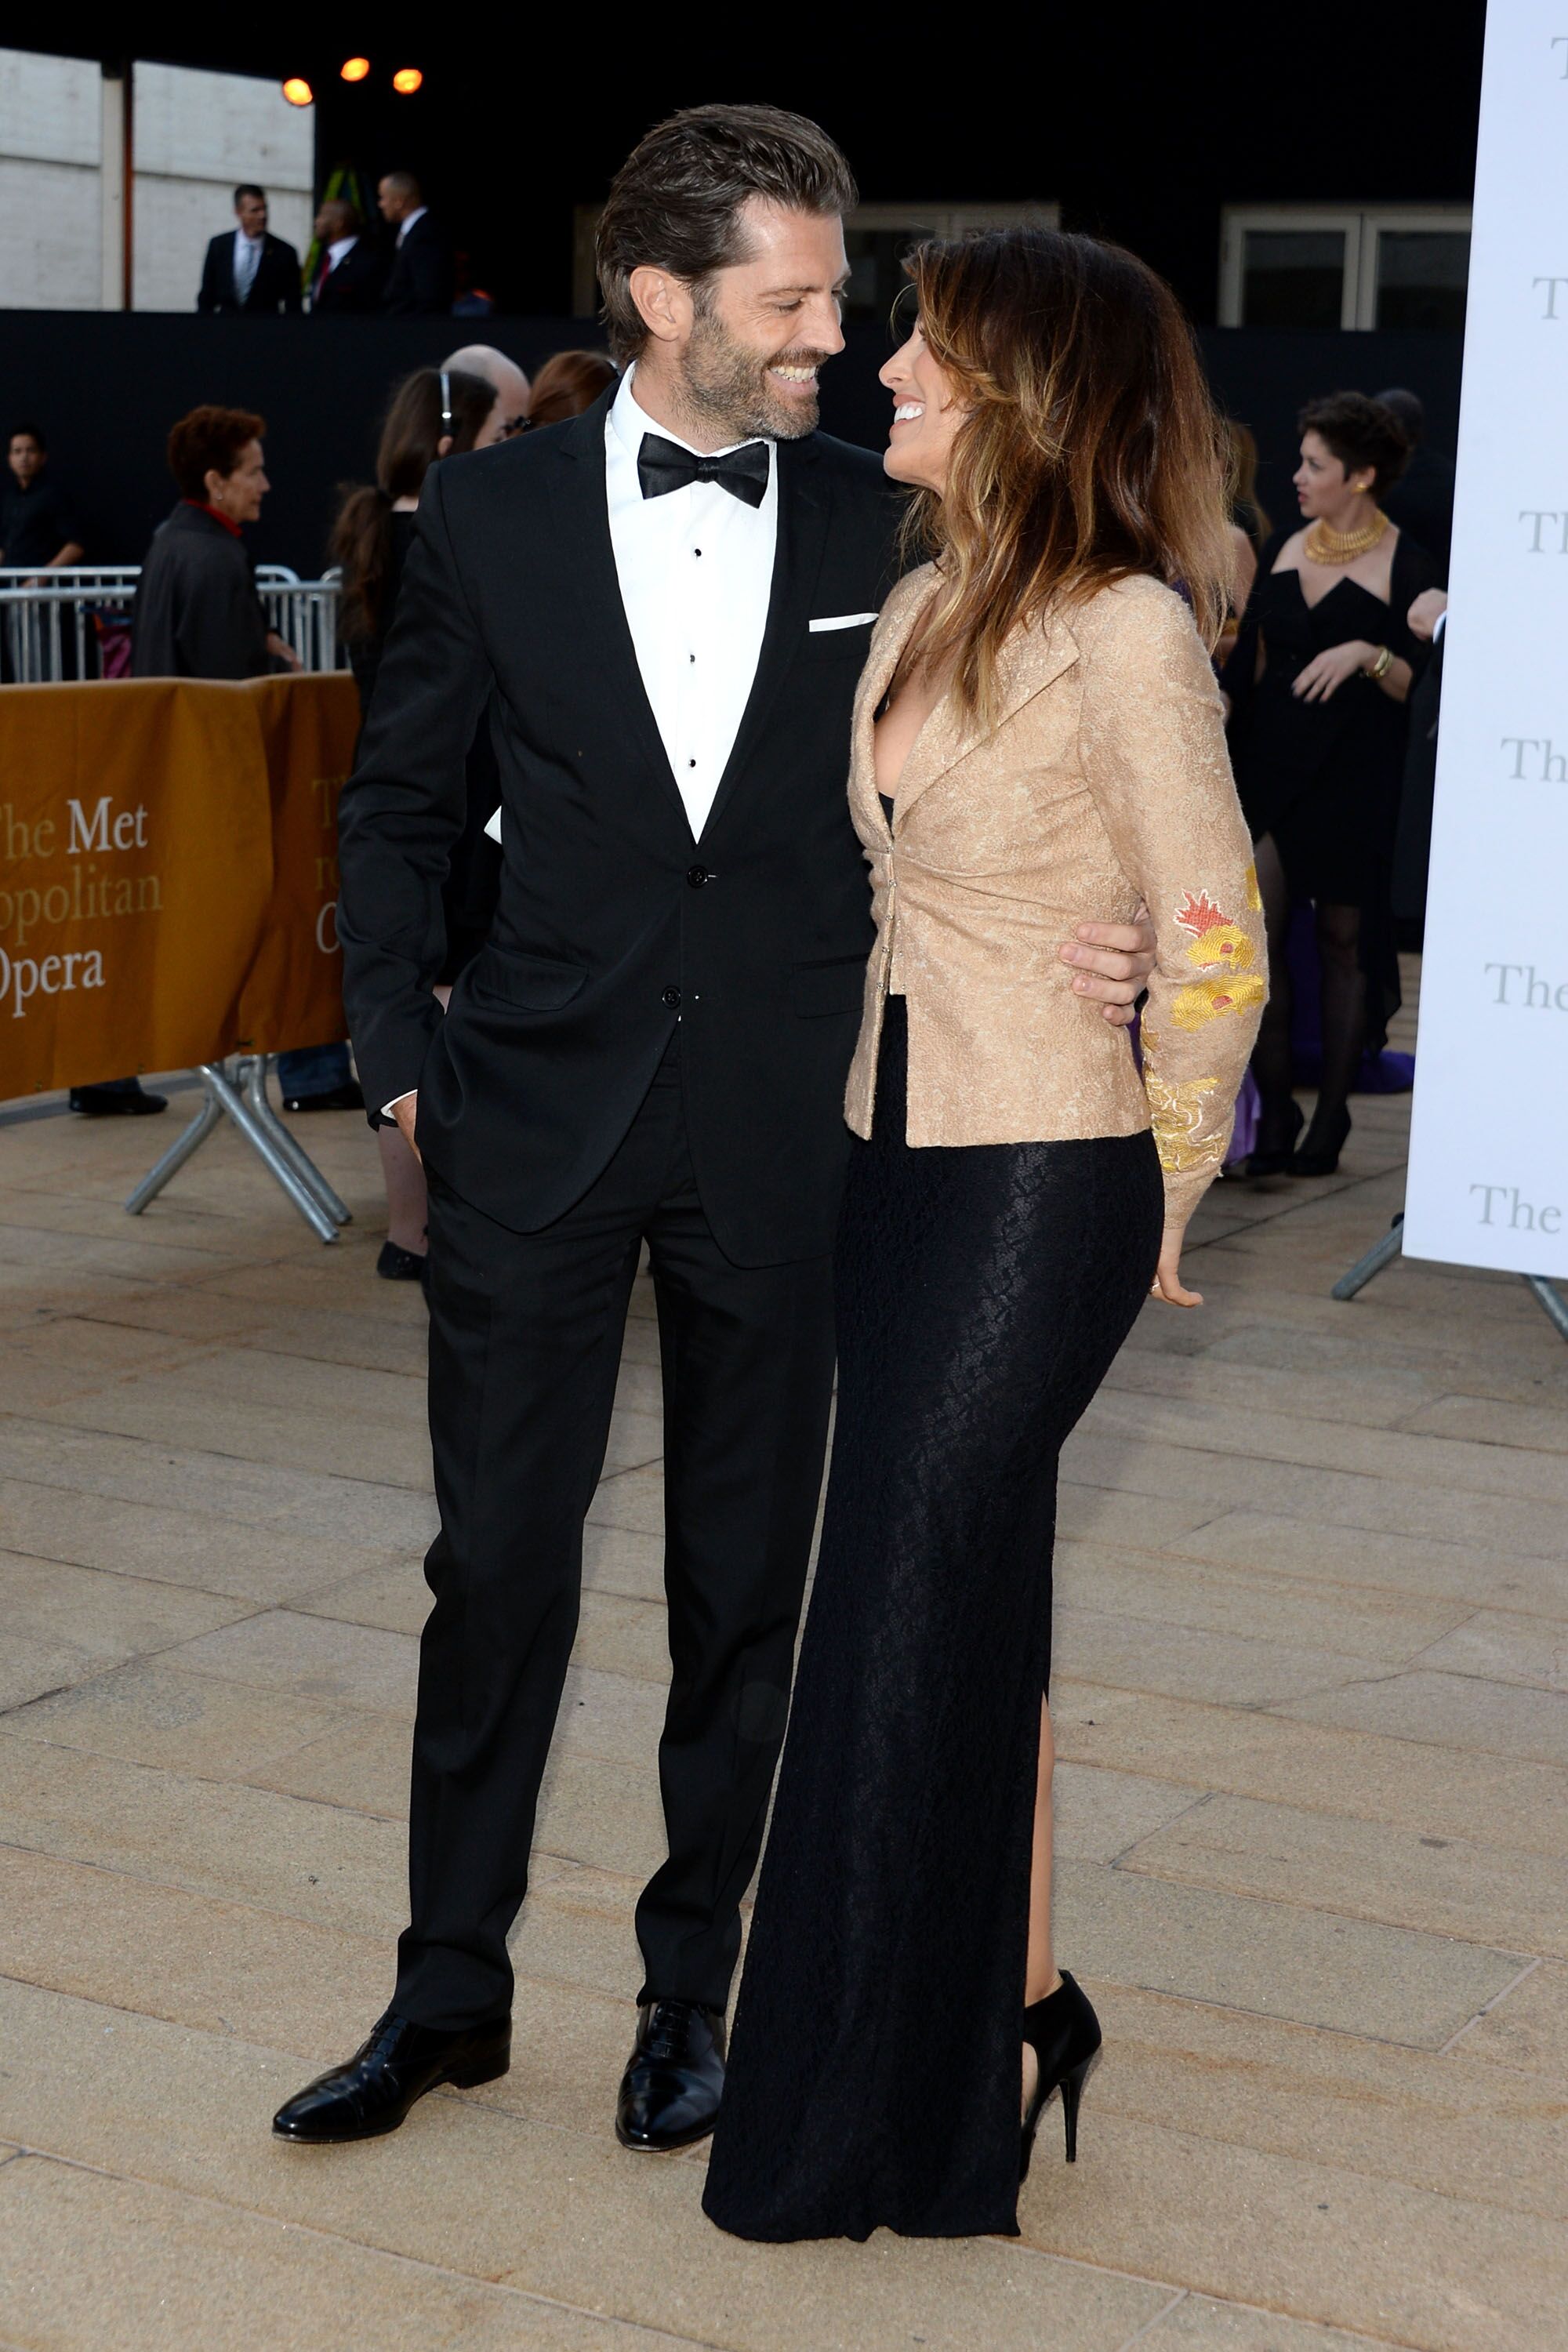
[{"left": 701, "top": 997, "right": 1163, "bottom": 2241}]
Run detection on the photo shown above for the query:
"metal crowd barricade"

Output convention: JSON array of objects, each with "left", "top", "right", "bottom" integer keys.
[
  {"left": 126, "top": 1054, "right": 353, "bottom": 1246},
  {"left": 0, "top": 564, "right": 347, "bottom": 682}
]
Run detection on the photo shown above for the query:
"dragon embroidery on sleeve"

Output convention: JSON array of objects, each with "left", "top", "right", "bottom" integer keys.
[{"left": 1168, "top": 876, "right": 1268, "bottom": 1033}]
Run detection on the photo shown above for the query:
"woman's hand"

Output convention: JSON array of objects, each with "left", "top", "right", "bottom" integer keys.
[
  {"left": 1291, "top": 639, "right": 1374, "bottom": 702},
  {"left": 1150, "top": 1221, "right": 1203, "bottom": 1308}
]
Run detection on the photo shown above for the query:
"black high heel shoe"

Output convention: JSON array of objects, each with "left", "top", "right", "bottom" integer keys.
[
  {"left": 1020, "top": 1972, "right": 1102, "bottom": 2181},
  {"left": 1290, "top": 1103, "right": 1352, "bottom": 1177},
  {"left": 1240, "top": 1094, "right": 1304, "bottom": 1179}
]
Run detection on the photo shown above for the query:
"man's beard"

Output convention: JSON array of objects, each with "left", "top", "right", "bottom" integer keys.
[{"left": 673, "top": 303, "right": 829, "bottom": 444}]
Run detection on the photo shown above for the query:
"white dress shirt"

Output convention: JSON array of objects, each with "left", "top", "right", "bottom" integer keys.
[
  {"left": 397, "top": 205, "right": 429, "bottom": 247},
  {"left": 604, "top": 364, "right": 777, "bottom": 841},
  {"left": 232, "top": 227, "right": 264, "bottom": 299},
  {"left": 324, "top": 233, "right": 358, "bottom": 272}
]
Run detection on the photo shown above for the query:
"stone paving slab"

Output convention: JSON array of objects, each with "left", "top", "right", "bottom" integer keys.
[
  {"left": 0, "top": 1660, "right": 344, "bottom": 1779},
  {"left": 1016, "top": 2110, "right": 1568, "bottom": 2352},
  {"left": 1137, "top": 2300, "right": 1409, "bottom": 2351},
  {"left": 1090, "top": 1982, "right": 1568, "bottom": 2221},
  {"left": 1053, "top": 1858, "right": 1525, "bottom": 2045},
  {"left": 1054, "top": 1538, "right": 1473, "bottom": 1664},
  {"left": 0, "top": 1733, "right": 405, "bottom": 1936},
  {"left": 1120, "top": 1791, "right": 1568, "bottom": 1957},
  {"left": 1451, "top": 1958, "right": 1568, "bottom": 2081},
  {"left": 1051, "top": 1680, "right": 1568, "bottom": 1858},
  {"left": 0, "top": 2155, "right": 688, "bottom": 2352}
]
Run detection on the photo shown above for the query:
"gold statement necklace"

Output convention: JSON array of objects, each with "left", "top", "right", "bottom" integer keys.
[{"left": 1304, "top": 508, "right": 1389, "bottom": 566}]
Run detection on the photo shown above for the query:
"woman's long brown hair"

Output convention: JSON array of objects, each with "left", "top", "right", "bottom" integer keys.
[
  {"left": 899, "top": 228, "right": 1233, "bottom": 719},
  {"left": 331, "top": 366, "right": 495, "bottom": 642}
]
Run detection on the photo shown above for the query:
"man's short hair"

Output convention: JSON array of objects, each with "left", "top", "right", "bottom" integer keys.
[
  {"left": 594, "top": 104, "right": 858, "bottom": 366},
  {"left": 8, "top": 421, "right": 46, "bottom": 452},
  {"left": 234, "top": 184, "right": 266, "bottom": 208},
  {"left": 381, "top": 169, "right": 421, "bottom": 202},
  {"left": 320, "top": 197, "right": 360, "bottom": 236}
]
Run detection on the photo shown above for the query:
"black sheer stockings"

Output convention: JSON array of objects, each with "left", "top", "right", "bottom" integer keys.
[{"left": 1253, "top": 833, "right": 1365, "bottom": 1152}]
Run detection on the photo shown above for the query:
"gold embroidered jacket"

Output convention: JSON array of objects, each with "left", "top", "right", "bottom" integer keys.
[{"left": 844, "top": 565, "right": 1266, "bottom": 1225}]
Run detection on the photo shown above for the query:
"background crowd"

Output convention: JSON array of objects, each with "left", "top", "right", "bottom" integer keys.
[{"left": 198, "top": 175, "right": 463, "bottom": 318}]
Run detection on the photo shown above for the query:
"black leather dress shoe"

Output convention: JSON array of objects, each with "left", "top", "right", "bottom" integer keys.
[
  {"left": 615, "top": 1998, "right": 725, "bottom": 2151},
  {"left": 69, "top": 1080, "right": 168, "bottom": 1116},
  {"left": 282, "top": 1080, "right": 365, "bottom": 1114},
  {"left": 376, "top": 1239, "right": 428, "bottom": 1282},
  {"left": 271, "top": 2009, "right": 510, "bottom": 2144}
]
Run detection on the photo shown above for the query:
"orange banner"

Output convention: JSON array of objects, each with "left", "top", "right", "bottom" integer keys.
[
  {"left": 0, "top": 673, "right": 360, "bottom": 1098},
  {"left": 236, "top": 676, "right": 356, "bottom": 1057}
]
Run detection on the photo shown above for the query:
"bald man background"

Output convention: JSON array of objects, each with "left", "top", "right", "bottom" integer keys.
[{"left": 442, "top": 346, "right": 532, "bottom": 436}]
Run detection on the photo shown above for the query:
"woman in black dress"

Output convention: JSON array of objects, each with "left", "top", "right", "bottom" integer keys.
[
  {"left": 702, "top": 230, "right": 1260, "bottom": 2244},
  {"left": 331, "top": 365, "right": 502, "bottom": 1277},
  {"left": 1222, "top": 393, "right": 1434, "bottom": 1174}
]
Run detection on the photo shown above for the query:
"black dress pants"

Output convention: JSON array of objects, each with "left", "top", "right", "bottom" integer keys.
[{"left": 395, "top": 1039, "right": 839, "bottom": 2028}]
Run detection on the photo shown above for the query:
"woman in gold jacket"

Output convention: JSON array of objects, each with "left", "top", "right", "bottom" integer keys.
[{"left": 705, "top": 228, "right": 1263, "bottom": 2245}]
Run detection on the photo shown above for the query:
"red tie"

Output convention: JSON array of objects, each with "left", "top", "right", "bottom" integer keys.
[{"left": 314, "top": 253, "right": 332, "bottom": 296}]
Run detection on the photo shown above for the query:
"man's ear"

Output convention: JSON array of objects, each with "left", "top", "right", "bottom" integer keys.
[{"left": 628, "top": 263, "right": 693, "bottom": 349}]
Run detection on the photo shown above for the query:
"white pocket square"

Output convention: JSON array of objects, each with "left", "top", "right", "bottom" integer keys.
[{"left": 808, "top": 612, "right": 879, "bottom": 633}]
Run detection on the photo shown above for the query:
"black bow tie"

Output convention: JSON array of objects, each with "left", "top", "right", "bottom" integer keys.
[{"left": 637, "top": 433, "right": 770, "bottom": 509}]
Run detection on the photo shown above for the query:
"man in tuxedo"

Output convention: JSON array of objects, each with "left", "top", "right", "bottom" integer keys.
[
  {"left": 197, "top": 186, "right": 301, "bottom": 315},
  {"left": 307, "top": 198, "right": 388, "bottom": 315},
  {"left": 379, "top": 172, "right": 455, "bottom": 315},
  {"left": 273, "top": 106, "right": 1153, "bottom": 2156}
]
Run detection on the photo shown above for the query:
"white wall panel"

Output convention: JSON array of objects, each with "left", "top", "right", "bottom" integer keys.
[
  {"left": 132, "top": 176, "right": 311, "bottom": 312},
  {"left": 1403, "top": 0, "right": 1568, "bottom": 1278},
  {"left": 132, "top": 63, "right": 313, "bottom": 191},
  {"left": 0, "top": 155, "right": 101, "bottom": 308},
  {"left": 0, "top": 46, "right": 100, "bottom": 166}
]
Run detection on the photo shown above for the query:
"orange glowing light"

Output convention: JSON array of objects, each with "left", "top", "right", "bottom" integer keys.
[
  {"left": 281, "top": 77, "right": 314, "bottom": 107},
  {"left": 339, "top": 56, "right": 371, "bottom": 82},
  {"left": 391, "top": 67, "right": 423, "bottom": 94}
]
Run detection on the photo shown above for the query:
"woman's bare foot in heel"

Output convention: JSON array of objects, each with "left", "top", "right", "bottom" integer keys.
[{"left": 1022, "top": 1970, "right": 1063, "bottom": 2117}]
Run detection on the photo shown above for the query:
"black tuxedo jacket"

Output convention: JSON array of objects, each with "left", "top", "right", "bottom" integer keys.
[
  {"left": 382, "top": 213, "right": 455, "bottom": 315},
  {"left": 336, "top": 389, "right": 904, "bottom": 1264},
  {"left": 198, "top": 230, "right": 302, "bottom": 314},
  {"left": 311, "top": 237, "right": 390, "bottom": 314}
]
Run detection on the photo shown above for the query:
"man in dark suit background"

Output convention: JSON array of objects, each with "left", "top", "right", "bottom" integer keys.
[
  {"left": 378, "top": 171, "right": 455, "bottom": 315},
  {"left": 307, "top": 197, "right": 388, "bottom": 314},
  {"left": 197, "top": 185, "right": 302, "bottom": 315},
  {"left": 272, "top": 106, "right": 1154, "bottom": 2164}
]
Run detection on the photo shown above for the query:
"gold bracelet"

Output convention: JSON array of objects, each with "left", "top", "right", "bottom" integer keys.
[{"left": 1365, "top": 644, "right": 1393, "bottom": 682}]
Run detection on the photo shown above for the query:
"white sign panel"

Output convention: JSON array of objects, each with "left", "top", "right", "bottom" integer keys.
[{"left": 1403, "top": 0, "right": 1568, "bottom": 1277}]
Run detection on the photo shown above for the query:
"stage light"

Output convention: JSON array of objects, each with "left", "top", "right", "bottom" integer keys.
[
  {"left": 391, "top": 67, "right": 423, "bottom": 93},
  {"left": 340, "top": 57, "right": 371, "bottom": 82},
  {"left": 281, "top": 77, "right": 314, "bottom": 106}
]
